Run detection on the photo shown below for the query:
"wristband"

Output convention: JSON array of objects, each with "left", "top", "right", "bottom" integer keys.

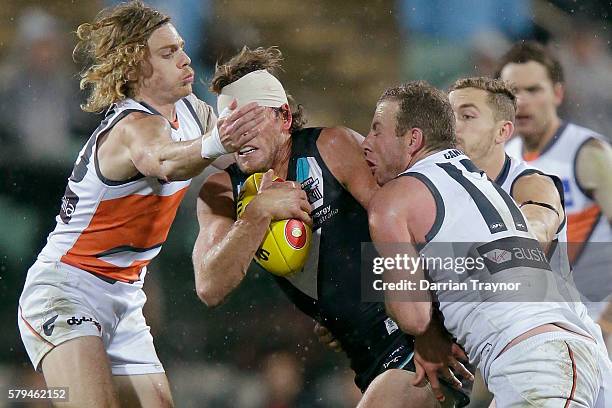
[{"left": 201, "top": 126, "right": 228, "bottom": 159}]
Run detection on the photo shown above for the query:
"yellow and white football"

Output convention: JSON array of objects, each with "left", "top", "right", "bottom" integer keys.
[{"left": 236, "top": 172, "right": 311, "bottom": 277}]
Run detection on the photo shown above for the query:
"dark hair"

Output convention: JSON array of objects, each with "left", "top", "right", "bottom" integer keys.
[
  {"left": 449, "top": 77, "right": 517, "bottom": 122},
  {"left": 379, "top": 81, "right": 456, "bottom": 151},
  {"left": 211, "top": 46, "right": 306, "bottom": 133},
  {"left": 495, "top": 41, "right": 564, "bottom": 84}
]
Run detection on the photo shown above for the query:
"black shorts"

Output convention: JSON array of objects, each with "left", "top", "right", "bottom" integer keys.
[{"left": 360, "top": 339, "right": 471, "bottom": 408}]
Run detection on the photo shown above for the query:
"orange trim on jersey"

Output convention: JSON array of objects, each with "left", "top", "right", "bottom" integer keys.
[
  {"left": 563, "top": 341, "right": 577, "bottom": 408},
  {"left": 19, "top": 306, "right": 55, "bottom": 348},
  {"left": 566, "top": 204, "right": 601, "bottom": 265},
  {"left": 61, "top": 187, "right": 188, "bottom": 282},
  {"left": 171, "top": 116, "right": 179, "bottom": 130},
  {"left": 522, "top": 151, "right": 539, "bottom": 162}
]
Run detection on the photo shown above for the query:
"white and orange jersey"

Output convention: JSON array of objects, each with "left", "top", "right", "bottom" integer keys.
[
  {"left": 506, "top": 122, "right": 612, "bottom": 317},
  {"left": 38, "top": 95, "right": 212, "bottom": 283},
  {"left": 497, "top": 154, "right": 607, "bottom": 348},
  {"left": 506, "top": 122, "right": 611, "bottom": 263}
]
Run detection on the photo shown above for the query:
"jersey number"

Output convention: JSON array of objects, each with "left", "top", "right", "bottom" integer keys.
[{"left": 437, "top": 160, "right": 528, "bottom": 234}]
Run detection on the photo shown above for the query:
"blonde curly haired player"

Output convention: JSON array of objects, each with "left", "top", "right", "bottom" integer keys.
[{"left": 17, "top": 1, "right": 266, "bottom": 406}]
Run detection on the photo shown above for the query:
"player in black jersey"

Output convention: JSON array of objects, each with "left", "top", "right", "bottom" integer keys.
[{"left": 191, "top": 46, "right": 471, "bottom": 407}]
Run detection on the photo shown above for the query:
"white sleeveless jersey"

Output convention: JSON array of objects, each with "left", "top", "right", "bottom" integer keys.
[
  {"left": 38, "top": 95, "right": 209, "bottom": 283},
  {"left": 497, "top": 154, "right": 606, "bottom": 348},
  {"left": 506, "top": 123, "right": 612, "bottom": 309},
  {"left": 402, "top": 149, "right": 592, "bottom": 380},
  {"left": 506, "top": 123, "right": 611, "bottom": 255},
  {"left": 495, "top": 154, "right": 569, "bottom": 277}
]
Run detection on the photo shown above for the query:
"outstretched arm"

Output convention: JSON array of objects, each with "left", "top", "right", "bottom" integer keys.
[{"left": 124, "top": 102, "right": 267, "bottom": 182}]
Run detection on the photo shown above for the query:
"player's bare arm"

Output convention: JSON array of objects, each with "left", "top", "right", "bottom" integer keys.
[
  {"left": 369, "top": 177, "right": 472, "bottom": 401},
  {"left": 576, "top": 138, "right": 612, "bottom": 332},
  {"left": 98, "top": 101, "right": 266, "bottom": 182},
  {"left": 576, "top": 138, "right": 612, "bottom": 220},
  {"left": 512, "top": 173, "right": 564, "bottom": 245},
  {"left": 368, "top": 176, "right": 433, "bottom": 335},
  {"left": 317, "top": 126, "right": 379, "bottom": 210},
  {"left": 193, "top": 170, "right": 311, "bottom": 306}
]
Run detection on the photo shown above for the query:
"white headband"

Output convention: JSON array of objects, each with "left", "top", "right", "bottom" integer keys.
[{"left": 217, "top": 69, "right": 288, "bottom": 118}]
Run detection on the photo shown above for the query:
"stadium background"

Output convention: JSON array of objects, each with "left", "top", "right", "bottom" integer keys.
[{"left": 0, "top": 0, "right": 610, "bottom": 406}]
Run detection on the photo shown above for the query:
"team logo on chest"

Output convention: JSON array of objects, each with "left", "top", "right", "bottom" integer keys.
[{"left": 296, "top": 157, "right": 324, "bottom": 209}]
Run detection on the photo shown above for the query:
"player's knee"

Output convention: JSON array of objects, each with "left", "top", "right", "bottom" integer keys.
[
  {"left": 370, "top": 369, "right": 413, "bottom": 389},
  {"left": 360, "top": 369, "right": 437, "bottom": 408}
]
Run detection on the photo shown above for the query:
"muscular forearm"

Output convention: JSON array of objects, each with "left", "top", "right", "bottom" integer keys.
[
  {"left": 157, "top": 137, "right": 214, "bottom": 181},
  {"left": 386, "top": 300, "right": 432, "bottom": 336},
  {"left": 521, "top": 205, "right": 558, "bottom": 250},
  {"left": 384, "top": 259, "right": 432, "bottom": 336},
  {"left": 193, "top": 211, "right": 270, "bottom": 307}
]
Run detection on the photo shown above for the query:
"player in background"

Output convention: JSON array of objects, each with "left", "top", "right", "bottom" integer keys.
[
  {"left": 193, "top": 46, "right": 471, "bottom": 407},
  {"left": 364, "top": 80, "right": 610, "bottom": 407},
  {"left": 449, "top": 76, "right": 609, "bottom": 407},
  {"left": 17, "top": 2, "right": 262, "bottom": 406},
  {"left": 497, "top": 41, "right": 612, "bottom": 353}
]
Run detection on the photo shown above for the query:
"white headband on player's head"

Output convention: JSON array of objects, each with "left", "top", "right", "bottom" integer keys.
[{"left": 216, "top": 69, "right": 288, "bottom": 119}]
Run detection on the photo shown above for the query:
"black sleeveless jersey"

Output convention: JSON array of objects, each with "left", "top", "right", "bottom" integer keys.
[{"left": 226, "top": 127, "right": 415, "bottom": 390}]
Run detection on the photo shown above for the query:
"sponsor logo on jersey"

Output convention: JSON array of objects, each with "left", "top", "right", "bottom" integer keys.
[
  {"left": 384, "top": 317, "right": 399, "bottom": 335},
  {"left": 382, "top": 344, "right": 411, "bottom": 369},
  {"left": 477, "top": 236, "right": 552, "bottom": 274},
  {"left": 301, "top": 176, "right": 323, "bottom": 204},
  {"left": 59, "top": 186, "right": 79, "bottom": 224},
  {"left": 490, "top": 222, "right": 506, "bottom": 232},
  {"left": 296, "top": 157, "right": 324, "bottom": 209},
  {"left": 67, "top": 316, "right": 101, "bottom": 332},
  {"left": 42, "top": 315, "right": 59, "bottom": 336},
  {"left": 482, "top": 249, "right": 512, "bottom": 264},
  {"left": 512, "top": 246, "right": 547, "bottom": 263}
]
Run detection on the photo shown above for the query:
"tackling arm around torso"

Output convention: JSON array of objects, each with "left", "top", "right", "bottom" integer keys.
[
  {"left": 512, "top": 173, "right": 564, "bottom": 247},
  {"left": 368, "top": 176, "right": 435, "bottom": 336},
  {"left": 316, "top": 127, "right": 379, "bottom": 210}
]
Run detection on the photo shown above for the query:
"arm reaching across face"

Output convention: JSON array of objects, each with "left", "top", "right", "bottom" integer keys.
[{"left": 122, "top": 101, "right": 267, "bottom": 182}]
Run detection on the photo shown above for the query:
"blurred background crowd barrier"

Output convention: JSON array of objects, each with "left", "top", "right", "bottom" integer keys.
[{"left": 0, "top": 0, "right": 610, "bottom": 406}]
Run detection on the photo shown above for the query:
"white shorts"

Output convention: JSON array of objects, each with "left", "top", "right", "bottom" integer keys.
[
  {"left": 487, "top": 331, "right": 610, "bottom": 408},
  {"left": 18, "top": 260, "right": 164, "bottom": 376}
]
